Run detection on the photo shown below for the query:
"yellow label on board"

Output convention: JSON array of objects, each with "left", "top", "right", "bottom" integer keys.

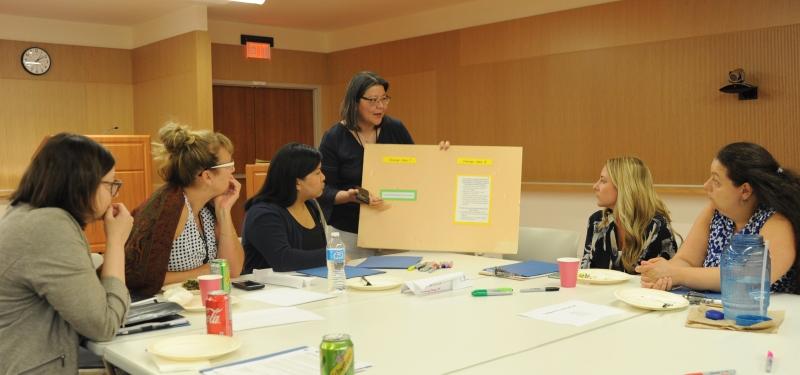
[
  {"left": 383, "top": 156, "right": 417, "bottom": 164},
  {"left": 457, "top": 158, "right": 493, "bottom": 166}
]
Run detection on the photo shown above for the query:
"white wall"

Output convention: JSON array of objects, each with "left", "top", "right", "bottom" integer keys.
[{"left": 520, "top": 190, "right": 707, "bottom": 248}]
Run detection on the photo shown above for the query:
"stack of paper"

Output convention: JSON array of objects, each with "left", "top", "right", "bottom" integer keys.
[
  {"left": 233, "top": 307, "right": 323, "bottom": 331},
  {"left": 401, "top": 272, "right": 472, "bottom": 296},
  {"left": 242, "top": 288, "right": 336, "bottom": 307},
  {"left": 200, "top": 346, "right": 371, "bottom": 374},
  {"left": 252, "top": 269, "right": 315, "bottom": 289},
  {"left": 519, "top": 300, "right": 624, "bottom": 326}
]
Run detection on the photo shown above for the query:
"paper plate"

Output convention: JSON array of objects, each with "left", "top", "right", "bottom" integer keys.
[
  {"left": 148, "top": 334, "right": 240, "bottom": 361},
  {"left": 346, "top": 276, "right": 402, "bottom": 291},
  {"left": 578, "top": 269, "right": 632, "bottom": 285},
  {"left": 615, "top": 288, "right": 689, "bottom": 311},
  {"left": 183, "top": 295, "right": 240, "bottom": 312}
]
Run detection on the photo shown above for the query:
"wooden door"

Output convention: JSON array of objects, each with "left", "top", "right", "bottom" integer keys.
[
  {"left": 84, "top": 135, "right": 152, "bottom": 252},
  {"left": 212, "top": 85, "right": 314, "bottom": 234}
]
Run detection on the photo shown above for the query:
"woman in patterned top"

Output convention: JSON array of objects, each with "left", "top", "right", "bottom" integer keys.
[
  {"left": 582, "top": 157, "right": 678, "bottom": 274},
  {"left": 125, "top": 123, "right": 244, "bottom": 297},
  {"left": 638, "top": 142, "right": 799, "bottom": 294}
]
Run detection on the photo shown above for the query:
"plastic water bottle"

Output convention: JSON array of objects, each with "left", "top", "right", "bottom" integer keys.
[
  {"left": 327, "top": 232, "right": 347, "bottom": 293},
  {"left": 720, "top": 233, "right": 771, "bottom": 320}
]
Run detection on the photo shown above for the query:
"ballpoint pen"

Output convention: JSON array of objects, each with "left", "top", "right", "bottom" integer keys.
[
  {"left": 471, "top": 288, "right": 513, "bottom": 297},
  {"left": 520, "top": 287, "right": 560, "bottom": 293},
  {"left": 118, "top": 319, "right": 189, "bottom": 335}
]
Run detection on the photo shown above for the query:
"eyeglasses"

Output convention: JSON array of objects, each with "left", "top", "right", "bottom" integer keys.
[
  {"left": 210, "top": 161, "right": 235, "bottom": 170},
  {"left": 101, "top": 179, "right": 123, "bottom": 197},
  {"left": 360, "top": 95, "right": 391, "bottom": 107}
]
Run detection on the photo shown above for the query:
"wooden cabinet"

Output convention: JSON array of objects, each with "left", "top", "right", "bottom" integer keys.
[{"left": 84, "top": 135, "right": 153, "bottom": 252}]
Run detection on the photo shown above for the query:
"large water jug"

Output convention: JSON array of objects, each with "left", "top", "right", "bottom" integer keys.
[{"left": 720, "top": 233, "right": 770, "bottom": 320}]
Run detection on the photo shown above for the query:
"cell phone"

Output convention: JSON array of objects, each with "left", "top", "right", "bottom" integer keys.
[
  {"left": 355, "top": 187, "right": 371, "bottom": 204},
  {"left": 232, "top": 280, "right": 265, "bottom": 291}
]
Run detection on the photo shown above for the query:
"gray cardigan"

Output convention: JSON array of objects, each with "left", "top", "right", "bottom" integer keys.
[{"left": 0, "top": 204, "right": 130, "bottom": 374}]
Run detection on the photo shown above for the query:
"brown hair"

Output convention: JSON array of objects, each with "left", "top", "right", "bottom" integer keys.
[
  {"left": 153, "top": 123, "right": 233, "bottom": 187},
  {"left": 11, "top": 133, "right": 116, "bottom": 228}
]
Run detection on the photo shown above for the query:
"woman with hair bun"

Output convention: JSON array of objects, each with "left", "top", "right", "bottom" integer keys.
[
  {"left": 638, "top": 142, "right": 800, "bottom": 294},
  {"left": 125, "top": 123, "right": 244, "bottom": 297}
]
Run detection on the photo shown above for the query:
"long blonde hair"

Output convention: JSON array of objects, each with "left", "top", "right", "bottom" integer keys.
[
  {"left": 152, "top": 122, "right": 233, "bottom": 187},
  {"left": 602, "top": 157, "right": 673, "bottom": 272}
]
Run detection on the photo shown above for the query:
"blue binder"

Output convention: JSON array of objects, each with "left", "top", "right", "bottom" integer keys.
[
  {"left": 356, "top": 255, "right": 422, "bottom": 269},
  {"left": 297, "top": 266, "right": 385, "bottom": 279},
  {"left": 484, "top": 260, "right": 558, "bottom": 278}
]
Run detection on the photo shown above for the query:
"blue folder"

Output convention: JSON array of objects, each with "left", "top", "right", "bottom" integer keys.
[
  {"left": 484, "top": 260, "right": 558, "bottom": 278},
  {"left": 356, "top": 255, "right": 422, "bottom": 269},
  {"left": 297, "top": 266, "right": 385, "bottom": 279}
]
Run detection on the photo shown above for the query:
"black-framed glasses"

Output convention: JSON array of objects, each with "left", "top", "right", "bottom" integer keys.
[
  {"left": 101, "top": 179, "right": 123, "bottom": 197},
  {"left": 360, "top": 95, "right": 391, "bottom": 106}
]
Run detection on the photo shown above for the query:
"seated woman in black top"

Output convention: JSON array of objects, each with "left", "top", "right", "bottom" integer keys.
[
  {"left": 581, "top": 157, "right": 678, "bottom": 274},
  {"left": 242, "top": 143, "right": 328, "bottom": 273}
]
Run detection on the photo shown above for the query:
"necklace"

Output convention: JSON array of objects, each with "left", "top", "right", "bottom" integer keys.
[{"left": 352, "top": 126, "right": 381, "bottom": 147}]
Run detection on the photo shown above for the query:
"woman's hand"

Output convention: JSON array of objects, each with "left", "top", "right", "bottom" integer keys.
[
  {"left": 336, "top": 188, "right": 384, "bottom": 206},
  {"left": 438, "top": 140, "right": 450, "bottom": 150},
  {"left": 103, "top": 203, "right": 133, "bottom": 250},
  {"left": 636, "top": 257, "right": 677, "bottom": 289},
  {"left": 213, "top": 176, "right": 241, "bottom": 211}
]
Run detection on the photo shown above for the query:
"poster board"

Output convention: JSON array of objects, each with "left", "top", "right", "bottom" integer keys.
[{"left": 358, "top": 144, "right": 522, "bottom": 254}]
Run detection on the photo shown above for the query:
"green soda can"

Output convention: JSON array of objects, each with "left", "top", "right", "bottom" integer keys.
[
  {"left": 320, "top": 333, "right": 354, "bottom": 375},
  {"left": 210, "top": 259, "right": 231, "bottom": 293}
]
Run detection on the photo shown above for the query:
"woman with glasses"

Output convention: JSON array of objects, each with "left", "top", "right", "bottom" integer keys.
[
  {"left": 582, "top": 157, "right": 678, "bottom": 274},
  {"left": 0, "top": 134, "right": 133, "bottom": 374},
  {"left": 318, "top": 71, "right": 422, "bottom": 257},
  {"left": 242, "top": 143, "right": 329, "bottom": 272},
  {"left": 125, "top": 123, "right": 244, "bottom": 297}
]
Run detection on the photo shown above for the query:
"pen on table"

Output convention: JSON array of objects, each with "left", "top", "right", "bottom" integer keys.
[
  {"left": 520, "top": 287, "right": 560, "bottom": 293},
  {"left": 766, "top": 350, "right": 773, "bottom": 373},
  {"left": 118, "top": 319, "right": 189, "bottom": 335},
  {"left": 684, "top": 370, "right": 736, "bottom": 375},
  {"left": 471, "top": 288, "right": 513, "bottom": 297},
  {"left": 130, "top": 297, "right": 158, "bottom": 307}
]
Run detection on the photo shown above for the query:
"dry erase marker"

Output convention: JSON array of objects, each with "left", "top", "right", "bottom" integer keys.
[
  {"left": 520, "top": 287, "right": 560, "bottom": 293},
  {"left": 684, "top": 370, "right": 736, "bottom": 375},
  {"left": 471, "top": 288, "right": 513, "bottom": 297},
  {"left": 766, "top": 351, "right": 773, "bottom": 373}
]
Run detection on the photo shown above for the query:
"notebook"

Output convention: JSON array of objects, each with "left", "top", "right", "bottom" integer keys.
[
  {"left": 296, "top": 266, "right": 385, "bottom": 279},
  {"left": 482, "top": 260, "right": 558, "bottom": 279},
  {"left": 356, "top": 255, "right": 422, "bottom": 269}
]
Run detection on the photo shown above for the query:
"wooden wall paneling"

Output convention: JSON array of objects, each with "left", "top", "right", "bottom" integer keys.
[
  {"left": 245, "top": 163, "right": 270, "bottom": 199},
  {"left": 211, "top": 43, "right": 328, "bottom": 84},
  {"left": 317, "top": 1, "right": 800, "bottom": 185}
]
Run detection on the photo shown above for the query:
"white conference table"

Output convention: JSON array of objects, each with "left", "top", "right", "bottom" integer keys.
[
  {"left": 91, "top": 253, "right": 799, "bottom": 374},
  {"left": 88, "top": 252, "right": 512, "bottom": 356},
  {"left": 453, "top": 293, "right": 799, "bottom": 374}
]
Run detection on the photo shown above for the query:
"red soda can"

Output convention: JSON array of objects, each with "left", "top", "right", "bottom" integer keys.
[{"left": 205, "top": 290, "right": 232, "bottom": 336}]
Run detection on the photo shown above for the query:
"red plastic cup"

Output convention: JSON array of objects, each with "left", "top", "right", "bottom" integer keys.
[
  {"left": 198, "top": 274, "right": 222, "bottom": 306},
  {"left": 557, "top": 257, "right": 580, "bottom": 288}
]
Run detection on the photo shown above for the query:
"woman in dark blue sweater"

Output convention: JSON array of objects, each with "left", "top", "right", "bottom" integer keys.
[{"left": 242, "top": 143, "right": 328, "bottom": 273}]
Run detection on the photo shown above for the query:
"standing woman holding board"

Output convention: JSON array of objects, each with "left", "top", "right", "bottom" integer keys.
[{"left": 319, "top": 71, "right": 450, "bottom": 258}]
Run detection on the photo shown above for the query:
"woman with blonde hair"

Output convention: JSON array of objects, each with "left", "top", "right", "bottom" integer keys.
[
  {"left": 581, "top": 157, "right": 678, "bottom": 273},
  {"left": 125, "top": 123, "right": 244, "bottom": 297}
]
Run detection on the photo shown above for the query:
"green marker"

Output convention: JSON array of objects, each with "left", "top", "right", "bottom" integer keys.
[{"left": 471, "top": 288, "right": 513, "bottom": 297}]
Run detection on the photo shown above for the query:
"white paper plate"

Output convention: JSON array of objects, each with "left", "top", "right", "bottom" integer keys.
[
  {"left": 163, "top": 282, "right": 200, "bottom": 295},
  {"left": 578, "top": 269, "right": 632, "bottom": 285},
  {"left": 346, "top": 276, "right": 402, "bottom": 291},
  {"left": 614, "top": 288, "right": 689, "bottom": 311},
  {"left": 148, "top": 334, "right": 240, "bottom": 361},
  {"left": 183, "top": 295, "right": 240, "bottom": 312}
]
